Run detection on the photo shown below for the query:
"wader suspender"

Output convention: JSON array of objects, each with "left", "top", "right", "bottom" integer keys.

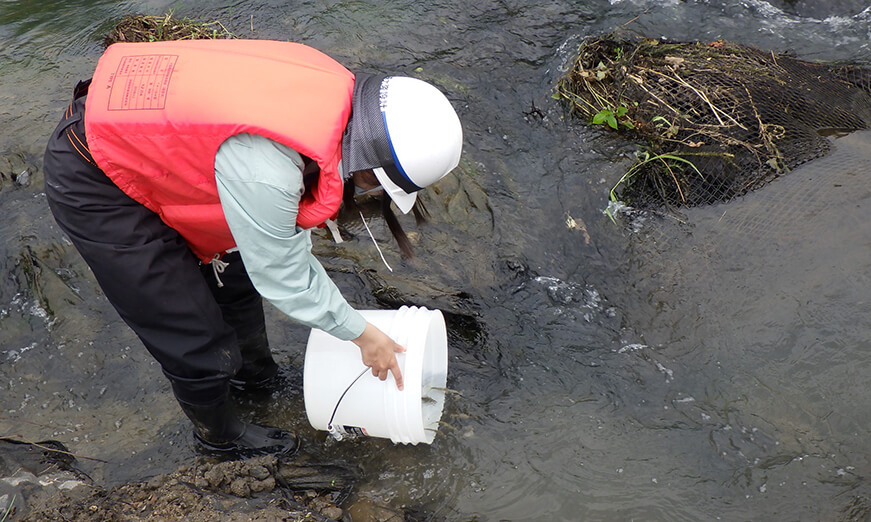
[{"left": 65, "top": 79, "right": 95, "bottom": 167}]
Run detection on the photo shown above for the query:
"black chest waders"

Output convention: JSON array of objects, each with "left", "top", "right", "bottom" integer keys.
[{"left": 43, "top": 80, "right": 296, "bottom": 456}]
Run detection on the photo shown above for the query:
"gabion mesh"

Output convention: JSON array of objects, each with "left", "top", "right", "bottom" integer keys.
[{"left": 556, "top": 35, "right": 871, "bottom": 208}]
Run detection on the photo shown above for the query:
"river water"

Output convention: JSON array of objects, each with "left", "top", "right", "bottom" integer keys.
[{"left": 1, "top": 1, "right": 870, "bottom": 520}]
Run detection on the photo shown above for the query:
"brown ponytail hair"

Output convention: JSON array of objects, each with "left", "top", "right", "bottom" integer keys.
[{"left": 342, "top": 181, "right": 428, "bottom": 258}]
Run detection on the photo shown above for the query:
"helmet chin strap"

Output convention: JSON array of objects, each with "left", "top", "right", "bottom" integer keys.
[
  {"left": 324, "top": 219, "right": 343, "bottom": 243},
  {"left": 358, "top": 210, "right": 393, "bottom": 272},
  {"left": 323, "top": 212, "right": 391, "bottom": 272}
]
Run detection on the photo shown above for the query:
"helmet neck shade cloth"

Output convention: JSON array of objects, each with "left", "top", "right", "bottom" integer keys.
[{"left": 342, "top": 74, "right": 420, "bottom": 214}]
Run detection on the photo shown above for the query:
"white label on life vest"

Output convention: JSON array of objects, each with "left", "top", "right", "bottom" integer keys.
[{"left": 108, "top": 54, "right": 178, "bottom": 111}]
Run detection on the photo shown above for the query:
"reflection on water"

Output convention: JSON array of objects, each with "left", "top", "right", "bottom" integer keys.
[{"left": 1, "top": 0, "right": 870, "bottom": 519}]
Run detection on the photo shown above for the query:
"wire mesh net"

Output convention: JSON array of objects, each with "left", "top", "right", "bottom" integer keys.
[{"left": 556, "top": 34, "right": 871, "bottom": 208}]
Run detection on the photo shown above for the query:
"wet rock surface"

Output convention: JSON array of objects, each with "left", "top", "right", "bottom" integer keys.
[
  {"left": 2, "top": 441, "right": 366, "bottom": 521},
  {"left": 0, "top": 152, "right": 38, "bottom": 191}
]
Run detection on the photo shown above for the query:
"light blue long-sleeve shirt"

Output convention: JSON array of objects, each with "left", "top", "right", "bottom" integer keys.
[{"left": 214, "top": 133, "right": 366, "bottom": 341}]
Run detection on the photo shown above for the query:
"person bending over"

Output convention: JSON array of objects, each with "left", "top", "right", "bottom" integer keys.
[{"left": 43, "top": 39, "right": 463, "bottom": 456}]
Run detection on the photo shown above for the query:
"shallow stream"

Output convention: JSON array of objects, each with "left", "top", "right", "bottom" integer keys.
[{"left": 1, "top": 1, "right": 870, "bottom": 520}]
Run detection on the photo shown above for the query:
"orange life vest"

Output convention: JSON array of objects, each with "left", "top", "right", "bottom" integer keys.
[{"left": 84, "top": 39, "right": 354, "bottom": 262}]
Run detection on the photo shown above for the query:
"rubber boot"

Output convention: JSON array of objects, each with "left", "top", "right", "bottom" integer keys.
[
  {"left": 229, "top": 326, "right": 281, "bottom": 395},
  {"left": 177, "top": 394, "right": 299, "bottom": 457}
]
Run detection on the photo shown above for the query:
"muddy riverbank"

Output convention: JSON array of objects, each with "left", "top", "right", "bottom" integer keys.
[{"left": 2, "top": 437, "right": 412, "bottom": 521}]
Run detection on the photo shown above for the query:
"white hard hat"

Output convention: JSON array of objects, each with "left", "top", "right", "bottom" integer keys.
[{"left": 370, "top": 77, "right": 463, "bottom": 213}]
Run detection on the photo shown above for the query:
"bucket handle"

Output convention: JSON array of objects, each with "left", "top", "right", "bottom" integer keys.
[{"left": 327, "top": 366, "right": 370, "bottom": 441}]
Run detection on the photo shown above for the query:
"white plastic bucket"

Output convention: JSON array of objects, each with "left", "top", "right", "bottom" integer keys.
[{"left": 303, "top": 306, "right": 448, "bottom": 445}]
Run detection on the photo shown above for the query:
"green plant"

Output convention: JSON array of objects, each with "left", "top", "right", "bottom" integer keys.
[
  {"left": 605, "top": 151, "right": 704, "bottom": 222},
  {"left": 611, "top": 151, "right": 703, "bottom": 201},
  {"left": 592, "top": 104, "right": 634, "bottom": 130},
  {"left": 1, "top": 494, "right": 15, "bottom": 522}
]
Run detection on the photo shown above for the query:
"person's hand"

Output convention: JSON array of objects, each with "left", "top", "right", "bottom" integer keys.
[{"left": 351, "top": 322, "right": 406, "bottom": 390}]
